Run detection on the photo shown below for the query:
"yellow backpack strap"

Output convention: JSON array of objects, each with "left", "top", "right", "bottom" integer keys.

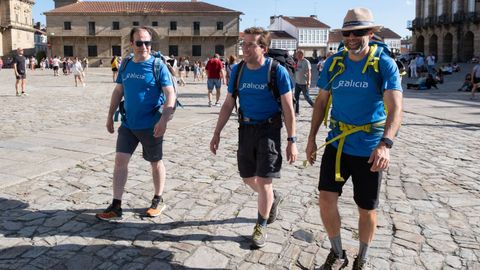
[
  {"left": 322, "top": 50, "right": 347, "bottom": 126},
  {"left": 362, "top": 44, "right": 380, "bottom": 74}
]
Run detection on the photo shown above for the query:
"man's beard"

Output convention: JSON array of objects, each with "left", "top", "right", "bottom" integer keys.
[{"left": 346, "top": 39, "right": 368, "bottom": 55}]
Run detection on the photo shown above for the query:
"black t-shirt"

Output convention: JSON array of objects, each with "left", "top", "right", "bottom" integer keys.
[{"left": 13, "top": 55, "right": 26, "bottom": 74}]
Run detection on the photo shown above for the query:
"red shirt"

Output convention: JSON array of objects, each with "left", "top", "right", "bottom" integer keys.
[{"left": 205, "top": 58, "right": 223, "bottom": 79}]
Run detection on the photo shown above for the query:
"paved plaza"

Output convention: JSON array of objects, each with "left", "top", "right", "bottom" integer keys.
[{"left": 0, "top": 66, "right": 479, "bottom": 269}]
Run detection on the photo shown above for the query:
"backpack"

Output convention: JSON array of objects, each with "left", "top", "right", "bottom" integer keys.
[
  {"left": 232, "top": 48, "right": 296, "bottom": 114},
  {"left": 111, "top": 57, "right": 118, "bottom": 69},
  {"left": 322, "top": 41, "right": 400, "bottom": 126},
  {"left": 113, "top": 51, "right": 182, "bottom": 122}
]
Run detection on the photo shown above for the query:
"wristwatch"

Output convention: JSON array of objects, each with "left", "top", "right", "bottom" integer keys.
[
  {"left": 287, "top": 136, "right": 297, "bottom": 143},
  {"left": 380, "top": 137, "right": 394, "bottom": 149}
]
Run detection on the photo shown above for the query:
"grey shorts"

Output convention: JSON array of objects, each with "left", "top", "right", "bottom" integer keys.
[
  {"left": 116, "top": 125, "right": 163, "bottom": 162},
  {"left": 16, "top": 73, "right": 26, "bottom": 80},
  {"left": 237, "top": 122, "right": 282, "bottom": 179},
  {"left": 207, "top": 79, "right": 221, "bottom": 91}
]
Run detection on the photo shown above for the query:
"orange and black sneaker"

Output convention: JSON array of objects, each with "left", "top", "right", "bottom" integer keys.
[
  {"left": 145, "top": 197, "right": 166, "bottom": 217},
  {"left": 96, "top": 204, "right": 122, "bottom": 221}
]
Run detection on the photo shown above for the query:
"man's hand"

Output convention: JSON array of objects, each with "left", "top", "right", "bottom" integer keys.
[
  {"left": 368, "top": 144, "right": 390, "bottom": 172},
  {"left": 210, "top": 133, "right": 220, "bottom": 155},
  {"left": 153, "top": 121, "right": 166, "bottom": 138},
  {"left": 305, "top": 138, "right": 317, "bottom": 165},
  {"left": 286, "top": 142, "right": 298, "bottom": 164},
  {"left": 106, "top": 117, "right": 114, "bottom": 134}
]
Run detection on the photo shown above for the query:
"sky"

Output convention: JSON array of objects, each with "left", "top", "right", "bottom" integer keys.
[{"left": 33, "top": 0, "right": 415, "bottom": 38}]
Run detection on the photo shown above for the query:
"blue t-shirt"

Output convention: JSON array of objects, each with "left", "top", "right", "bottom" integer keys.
[
  {"left": 317, "top": 51, "right": 402, "bottom": 157},
  {"left": 116, "top": 56, "right": 173, "bottom": 130},
  {"left": 228, "top": 58, "right": 294, "bottom": 120}
]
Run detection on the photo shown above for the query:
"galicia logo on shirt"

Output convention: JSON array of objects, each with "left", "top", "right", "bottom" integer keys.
[
  {"left": 332, "top": 79, "right": 369, "bottom": 90},
  {"left": 124, "top": 72, "right": 146, "bottom": 80},
  {"left": 239, "top": 82, "right": 267, "bottom": 91}
]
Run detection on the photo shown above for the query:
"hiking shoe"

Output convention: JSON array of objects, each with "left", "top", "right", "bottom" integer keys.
[
  {"left": 352, "top": 256, "right": 371, "bottom": 270},
  {"left": 251, "top": 224, "right": 267, "bottom": 248},
  {"left": 319, "top": 249, "right": 348, "bottom": 270},
  {"left": 145, "top": 197, "right": 166, "bottom": 217},
  {"left": 267, "top": 190, "right": 283, "bottom": 224},
  {"left": 21, "top": 92, "right": 28, "bottom": 96},
  {"left": 16, "top": 92, "right": 21, "bottom": 96},
  {"left": 96, "top": 204, "right": 122, "bottom": 221}
]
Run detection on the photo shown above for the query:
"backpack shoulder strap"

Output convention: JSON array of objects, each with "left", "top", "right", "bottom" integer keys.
[
  {"left": 118, "top": 54, "right": 133, "bottom": 76},
  {"left": 267, "top": 58, "right": 280, "bottom": 100},
  {"left": 232, "top": 60, "right": 246, "bottom": 101}
]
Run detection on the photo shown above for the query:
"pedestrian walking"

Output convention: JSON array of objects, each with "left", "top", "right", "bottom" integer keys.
[
  {"left": 294, "top": 50, "right": 314, "bottom": 115},
  {"left": 210, "top": 27, "right": 297, "bottom": 249},
  {"left": 72, "top": 57, "right": 86, "bottom": 87},
  {"left": 305, "top": 8, "right": 403, "bottom": 269},
  {"left": 96, "top": 26, "right": 177, "bottom": 221},
  {"left": 13, "top": 48, "right": 28, "bottom": 96},
  {"left": 205, "top": 54, "right": 224, "bottom": 107}
]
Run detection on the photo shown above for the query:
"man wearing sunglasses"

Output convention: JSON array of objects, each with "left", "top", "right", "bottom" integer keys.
[
  {"left": 97, "top": 27, "right": 176, "bottom": 221},
  {"left": 210, "top": 27, "right": 297, "bottom": 248},
  {"left": 306, "top": 8, "right": 402, "bottom": 269}
]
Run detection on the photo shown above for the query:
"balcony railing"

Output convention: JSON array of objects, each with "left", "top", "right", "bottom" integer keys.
[
  {"left": 466, "top": 12, "right": 480, "bottom": 23},
  {"left": 437, "top": 14, "right": 450, "bottom": 25},
  {"left": 453, "top": 11, "right": 464, "bottom": 23}
]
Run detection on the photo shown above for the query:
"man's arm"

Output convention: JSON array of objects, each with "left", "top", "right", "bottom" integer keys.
[
  {"left": 280, "top": 91, "right": 298, "bottom": 164},
  {"left": 106, "top": 84, "right": 124, "bottom": 133},
  {"left": 307, "top": 61, "right": 312, "bottom": 87},
  {"left": 306, "top": 90, "right": 330, "bottom": 164},
  {"left": 368, "top": 89, "right": 403, "bottom": 171},
  {"left": 153, "top": 85, "right": 176, "bottom": 138},
  {"left": 210, "top": 93, "right": 235, "bottom": 155}
]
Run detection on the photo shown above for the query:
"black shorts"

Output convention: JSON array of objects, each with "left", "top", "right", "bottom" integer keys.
[
  {"left": 53, "top": 66, "right": 59, "bottom": 71},
  {"left": 237, "top": 122, "right": 282, "bottom": 179},
  {"left": 112, "top": 67, "right": 118, "bottom": 72},
  {"left": 318, "top": 144, "right": 382, "bottom": 210},
  {"left": 16, "top": 73, "right": 26, "bottom": 79},
  {"left": 116, "top": 125, "right": 163, "bottom": 162}
]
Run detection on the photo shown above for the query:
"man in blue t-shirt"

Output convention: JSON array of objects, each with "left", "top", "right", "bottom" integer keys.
[
  {"left": 97, "top": 27, "right": 176, "bottom": 221},
  {"left": 305, "top": 8, "right": 403, "bottom": 269},
  {"left": 210, "top": 27, "right": 297, "bottom": 248}
]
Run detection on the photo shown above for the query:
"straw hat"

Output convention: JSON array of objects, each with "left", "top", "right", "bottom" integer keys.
[{"left": 334, "top": 7, "right": 383, "bottom": 32}]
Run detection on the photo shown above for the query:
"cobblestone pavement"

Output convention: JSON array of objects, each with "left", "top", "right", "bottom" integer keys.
[{"left": 0, "top": 67, "right": 479, "bottom": 269}]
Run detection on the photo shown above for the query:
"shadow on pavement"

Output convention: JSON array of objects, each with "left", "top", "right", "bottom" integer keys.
[{"left": 0, "top": 197, "right": 257, "bottom": 264}]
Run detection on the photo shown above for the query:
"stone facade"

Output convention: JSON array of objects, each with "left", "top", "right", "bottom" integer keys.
[
  {"left": 45, "top": 1, "right": 241, "bottom": 66},
  {"left": 0, "top": 0, "right": 35, "bottom": 58},
  {"left": 410, "top": 0, "right": 480, "bottom": 62}
]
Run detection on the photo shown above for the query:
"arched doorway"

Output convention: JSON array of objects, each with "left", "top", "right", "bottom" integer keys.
[
  {"left": 416, "top": 35, "right": 425, "bottom": 54},
  {"left": 443, "top": 33, "right": 453, "bottom": 63},
  {"left": 429, "top": 34, "right": 438, "bottom": 57},
  {"left": 464, "top": 31, "right": 474, "bottom": 62}
]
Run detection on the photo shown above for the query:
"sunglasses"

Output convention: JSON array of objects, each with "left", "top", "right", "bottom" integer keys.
[
  {"left": 134, "top": 40, "right": 152, "bottom": 47},
  {"left": 341, "top": 29, "right": 371, "bottom": 37}
]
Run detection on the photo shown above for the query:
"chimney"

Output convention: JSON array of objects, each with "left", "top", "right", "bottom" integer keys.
[{"left": 310, "top": 15, "right": 317, "bottom": 19}]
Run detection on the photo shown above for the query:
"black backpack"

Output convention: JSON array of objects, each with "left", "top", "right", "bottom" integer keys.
[{"left": 232, "top": 48, "right": 296, "bottom": 111}]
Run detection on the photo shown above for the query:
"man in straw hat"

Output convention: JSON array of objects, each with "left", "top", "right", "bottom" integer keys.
[{"left": 305, "top": 7, "right": 403, "bottom": 269}]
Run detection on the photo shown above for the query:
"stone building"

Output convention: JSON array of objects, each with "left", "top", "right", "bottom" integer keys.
[
  {"left": 45, "top": 0, "right": 242, "bottom": 66},
  {"left": 410, "top": 0, "right": 479, "bottom": 62},
  {"left": 269, "top": 15, "right": 330, "bottom": 58},
  {"left": 0, "top": 0, "right": 35, "bottom": 58}
]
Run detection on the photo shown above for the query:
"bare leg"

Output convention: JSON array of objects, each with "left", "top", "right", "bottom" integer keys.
[
  {"left": 215, "top": 88, "right": 221, "bottom": 103},
  {"left": 244, "top": 177, "right": 273, "bottom": 218},
  {"left": 151, "top": 160, "right": 166, "bottom": 196},
  {"left": 358, "top": 207, "right": 377, "bottom": 244},
  {"left": 112, "top": 152, "right": 131, "bottom": 200},
  {"left": 319, "top": 191, "right": 341, "bottom": 238}
]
